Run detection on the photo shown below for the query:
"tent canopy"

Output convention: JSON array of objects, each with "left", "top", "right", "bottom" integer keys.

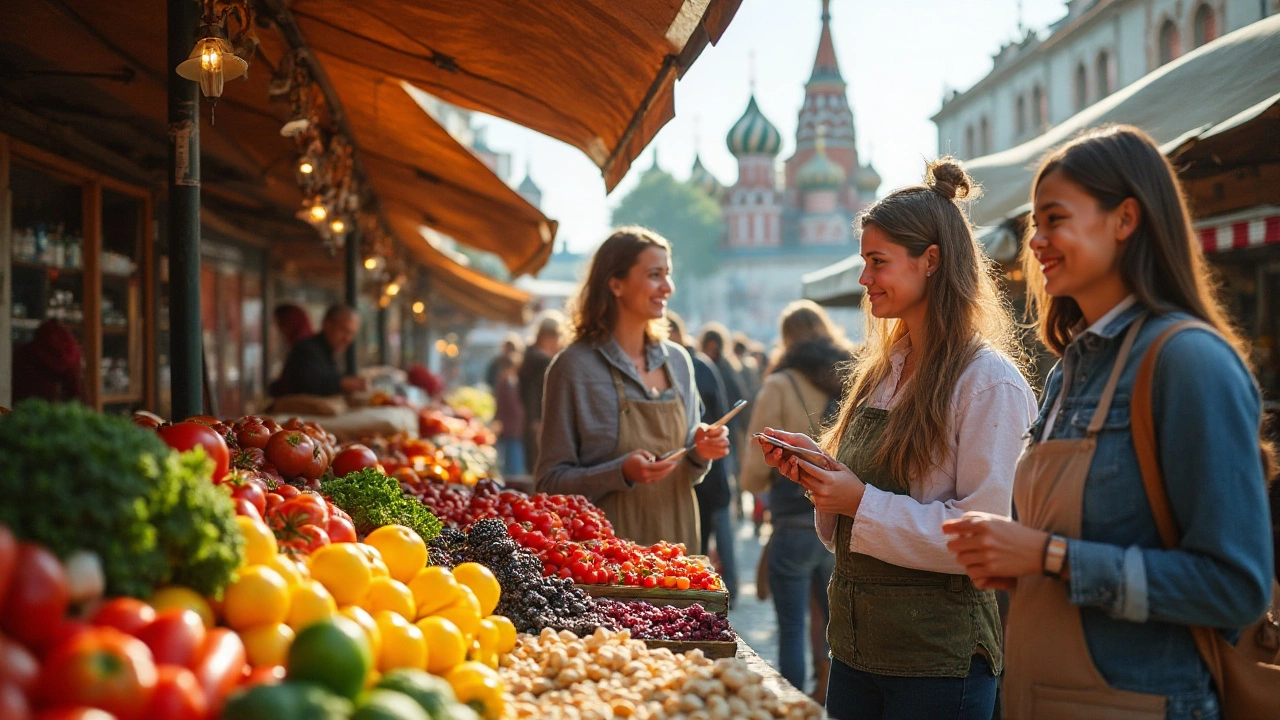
[
  {"left": 801, "top": 254, "right": 865, "bottom": 308},
  {"left": 965, "top": 15, "right": 1280, "bottom": 226},
  {"left": 287, "top": 0, "right": 743, "bottom": 192}
]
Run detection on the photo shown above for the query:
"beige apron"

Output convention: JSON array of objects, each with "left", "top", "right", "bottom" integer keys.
[
  {"left": 1004, "top": 316, "right": 1167, "bottom": 719},
  {"left": 595, "top": 364, "right": 701, "bottom": 554}
]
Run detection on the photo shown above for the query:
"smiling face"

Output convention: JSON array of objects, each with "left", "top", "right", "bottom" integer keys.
[
  {"left": 858, "top": 223, "right": 937, "bottom": 320},
  {"left": 610, "top": 246, "right": 673, "bottom": 323},
  {"left": 1029, "top": 168, "right": 1136, "bottom": 303}
]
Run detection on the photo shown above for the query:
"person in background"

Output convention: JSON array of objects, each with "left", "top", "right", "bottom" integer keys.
[
  {"left": 701, "top": 323, "right": 749, "bottom": 522},
  {"left": 268, "top": 304, "right": 316, "bottom": 397},
  {"left": 518, "top": 310, "right": 566, "bottom": 473},
  {"left": 741, "top": 299, "right": 855, "bottom": 702},
  {"left": 492, "top": 353, "right": 527, "bottom": 476},
  {"left": 536, "top": 227, "right": 730, "bottom": 552},
  {"left": 486, "top": 332, "right": 524, "bottom": 389},
  {"left": 11, "top": 319, "right": 88, "bottom": 405},
  {"left": 408, "top": 364, "right": 445, "bottom": 401},
  {"left": 668, "top": 310, "right": 740, "bottom": 601},
  {"left": 734, "top": 331, "right": 763, "bottom": 403},
  {"left": 760, "top": 159, "right": 1035, "bottom": 719},
  {"left": 943, "top": 126, "right": 1275, "bottom": 720},
  {"left": 270, "top": 304, "right": 369, "bottom": 397}
]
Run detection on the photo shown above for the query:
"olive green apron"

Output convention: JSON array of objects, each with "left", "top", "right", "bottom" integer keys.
[
  {"left": 595, "top": 364, "right": 701, "bottom": 554},
  {"left": 827, "top": 406, "right": 1004, "bottom": 677}
]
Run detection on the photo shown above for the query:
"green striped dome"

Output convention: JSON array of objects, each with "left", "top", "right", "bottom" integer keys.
[
  {"left": 797, "top": 144, "right": 846, "bottom": 190},
  {"left": 726, "top": 96, "right": 782, "bottom": 157}
]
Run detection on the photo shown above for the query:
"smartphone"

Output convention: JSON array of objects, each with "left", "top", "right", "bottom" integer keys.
[
  {"left": 656, "top": 400, "right": 749, "bottom": 462},
  {"left": 657, "top": 446, "right": 689, "bottom": 462},
  {"left": 753, "top": 432, "right": 830, "bottom": 467}
]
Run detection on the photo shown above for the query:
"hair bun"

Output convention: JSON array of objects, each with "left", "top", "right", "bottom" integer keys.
[{"left": 926, "top": 158, "right": 975, "bottom": 201}]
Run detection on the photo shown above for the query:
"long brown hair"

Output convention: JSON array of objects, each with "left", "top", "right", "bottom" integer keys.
[
  {"left": 769, "top": 300, "right": 855, "bottom": 370},
  {"left": 1022, "top": 124, "right": 1274, "bottom": 476},
  {"left": 569, "top": 226, "right": 672, "bottom": 345},
  {"left": 821, "top": 159, "right": 1024, "bottom": 484}
]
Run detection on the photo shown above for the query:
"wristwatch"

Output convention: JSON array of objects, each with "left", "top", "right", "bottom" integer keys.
[{"left": 1042, "top": 534, "right": 1068, "bottom": 578}]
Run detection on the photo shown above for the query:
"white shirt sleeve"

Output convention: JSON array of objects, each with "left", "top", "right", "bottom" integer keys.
[{"left": 845, "top": 379, "right": 1035, "bottom": 574}]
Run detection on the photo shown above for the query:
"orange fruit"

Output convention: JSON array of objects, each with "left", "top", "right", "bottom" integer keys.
[
  {"left": 361, "top": 576, "right": 416, "bottom": 620},
  {"left": 373, "top": 610, "right": 428, "bottom": 672},
  {"left": 408, "top": 566, "right": 460, "bottom": 618},
  {"left": 288, "top": 579, "right": 338, "bottom": 632},
  {"left": 309, "top": 543, "right": 373, "bottom": 606},
  {"left": 435, "top": 584, "right": 481, "bottom": 644},
  {"left": 340, "top": 605, "right": 383, "bottom": 661},
  {"left": 488, "top": 615, "right": 517, "bottom": 654},
  {"left": 224, "top": 565, "right": 291, "bottom": 630},
  {"left": 417, "top": 615, "right": 466, "bottom": 675},
  {"left": 236, "top": 516, "right": 277, "bottom": 566},
  {"left": 451, "top": 563, "right": 500, "bottom": 617},
  {"left": 240, "top": 622, "right": 295, "bottom": 667},
  {"left": 364, "top": 526, "right": 428, "bottom": 584}
]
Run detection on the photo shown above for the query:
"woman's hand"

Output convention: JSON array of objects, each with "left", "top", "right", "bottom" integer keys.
[
  {"left": 693, "top": 423, "right": 730, "bottom": 460},
  {"left": 621, "top": 450, "right": 679, "bottom": 485},
  {"left": 788, "top": 454, "right": 866, "bottom": 517},
  {"left": 755, "top": 428, "right": 823, "bottom": 479},
  {"left": 942, "top": 511, "right": 1052, "bottom": 590}
]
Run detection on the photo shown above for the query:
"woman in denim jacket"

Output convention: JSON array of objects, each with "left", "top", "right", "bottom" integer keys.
[{"left": 944, "top": 125, "right": 1274, "bottom": 720}]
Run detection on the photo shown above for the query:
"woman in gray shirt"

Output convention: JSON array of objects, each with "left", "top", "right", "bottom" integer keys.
[{"left": 535, "top": 227, "right": 730, "bottom": 553}]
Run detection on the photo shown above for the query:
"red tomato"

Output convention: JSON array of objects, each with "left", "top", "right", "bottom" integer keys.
[
  {"left": 135, "top": 610, "right": 205, "bottom": 667},
  {"left": 273, "top": 493, "right": 329, "bottom": 527},
  {"left": 235, "top": 422, "right": 271, "bottom": 450},
  {"left": 0, "top": 635, "right": 39, "bottom": 690},
  {"left": 34, "top": 709, "right": 117, "bottom": 720},
  {"left": 233, "top": 499, "right": 262, "bottom": 521},
  {"left": 263, "top": 493, "right": 284, "bottom": 514},
  {"left": 0, "top": 544, "right": 68, "bottom": 649},
  {"left": 331, "top": 444, "right": 379, "bottom": 479},
  {"left": 326, "top": 515, "right": 357, "bottom": 543},
  {"left": 230, "top": 482, "right": 267, "bottom": 517},
  {"left": 273, "top": 484, "right": 299, "bottom": 499},
  {"left": 92, "top": 599, "right": 156, "bottom": 637},
  {"left": 157, "top": 422, "right": 230, "bottom": 482},
  {"left": 0, "top": 681, "right": 30, "bottom": 720},
  {"left": 41, "top": 619, "right": 91, "bottom": 659},
  {"left": 0, "top": 525, "right": 16, "bottom": 605},
  {"left": 264, "top": 431, "right": 316, "bottom": 479},
  {"left": 239, "top": 665, "right": 284, "bottom": 688},
  {"left": 190, "top": 629, "right": 244, "bottom": 714},
  {"left": 143, "top": 666, "right": 206, "bottom": 720},
  {"left": 38, "top": 628, "right": 156, "bottom": 720}
]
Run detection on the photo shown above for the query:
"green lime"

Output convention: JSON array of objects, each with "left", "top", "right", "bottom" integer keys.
[
  {"left": 376, "top": 669, "right": 456, "bottom": 717},
  {"left": 286, "top": 616, "right": 372, "bottom": 700},
  {"left": 353, "top": 689, "right": 431, "bottom": 720},
  {"left": 219, "top": 681, "right": 352, "bottom": 720}
]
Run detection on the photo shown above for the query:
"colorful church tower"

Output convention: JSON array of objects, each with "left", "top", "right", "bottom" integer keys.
[{"left": 724, "top": 95, "right": 783, "bottom": 249}]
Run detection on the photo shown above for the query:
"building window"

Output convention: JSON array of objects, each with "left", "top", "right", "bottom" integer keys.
[
  {"left": 964, "top": 125, "right": 975, "bottom": 158},
  {"left": 1074, "top": 63, "right": 1088, "bottom": 111},
  {"left": 979, "top": 116, "right": 991, "bottom": 155},
  {"left": 1159, "top": 19, "right": 1181, "bottom": 66},
  {"left": 1032, "top": 85, "right": 1046, "bottom": 129},
  {"left": 1194, "top": 4, "right": 1217, "bottom": 47},
  {"left": 1015, "top": 95, "right": 1027, "bottom": 136},
  {"left": 1096, "top": 50, "right": 1115, "bottom": 97}
]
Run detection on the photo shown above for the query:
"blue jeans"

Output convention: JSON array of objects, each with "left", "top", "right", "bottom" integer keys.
[
  {"left": 826, "top": 654, "right": 997, "bottom": 720},
  {"left": 700, "top": 505, "right": 739, "bottom": 598},
  {"left": 497, "top": 436, "right": 526, "bottom": 476},
  {"left": 767, "top": 523, "right": 835, "bottom": 689}
]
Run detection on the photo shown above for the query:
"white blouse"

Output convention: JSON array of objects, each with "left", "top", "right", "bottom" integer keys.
[{"left": 815, "top": 340, "right": 1037, "bottom": 574}]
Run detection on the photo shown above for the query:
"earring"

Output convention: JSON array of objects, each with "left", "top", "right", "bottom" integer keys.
[{"left": 926, "top": 271, "right": 932, "bottom": 278}]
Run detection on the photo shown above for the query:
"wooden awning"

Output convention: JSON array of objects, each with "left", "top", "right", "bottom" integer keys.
[{"left": 286, "top": 0, "right": 744, "bottom": 191}]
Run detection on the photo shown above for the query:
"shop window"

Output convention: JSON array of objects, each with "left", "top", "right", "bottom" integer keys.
[
  {"left": 1032, "top": 85, "right": 1046, "bottom": 129},
  {"left": 1074, "top": 62, "right": 1089, "bottom": 111},
  {"left": 964, "top": 125, "right": 975, "bottom": 158},
  {"left": 1194, "top": 4, "right": 1217, "bottom": 47},
  {"left": 1159, "top": 19, "right": 1181, "bottom": 66},
  {"left": 1015, "top": 94, "right": 1027, "bottom": 136},
  {"left": 1096, "top": 49, "right": 1115, "bottom": 98},
  {"left": 979, "top": 116, "right": 991, "bottom": 155}
]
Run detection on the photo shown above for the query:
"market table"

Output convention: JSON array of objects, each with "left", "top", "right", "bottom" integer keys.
[{"left": 736, "top": 637, "right": 825, "bottom": 714}]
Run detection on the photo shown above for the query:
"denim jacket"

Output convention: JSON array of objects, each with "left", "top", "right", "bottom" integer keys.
[{"left": 1029, "top": 302, "right": 1274, "bottom": 715}]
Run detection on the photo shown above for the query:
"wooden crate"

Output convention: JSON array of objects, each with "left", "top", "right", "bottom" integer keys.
[
  {"left": 574, "top": 583, "right": 729, "bottom": 614},
  {"left": 642, "top": 638, "right": 738, "bottom": 658}
]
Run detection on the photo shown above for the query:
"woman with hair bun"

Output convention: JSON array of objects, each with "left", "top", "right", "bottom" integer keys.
[
  {"left": 535, "top": 227, "right": 730, "bottom": 553},
  {"left": 759, "top": 159, "right": 1036, "bottom": 718}
]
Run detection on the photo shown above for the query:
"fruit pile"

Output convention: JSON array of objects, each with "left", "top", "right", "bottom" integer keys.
[
  {"left": 501, "top": 627, "right": 825, "bottom": 720},
  {"left": 368, "top": 433, "right": 495, "bottom": 487},
  {"left": 430, "top": 520, "right": 605, "bottom": 636},
  {"left": 595, "top": 601, "right": 736, "bottom": 642}
]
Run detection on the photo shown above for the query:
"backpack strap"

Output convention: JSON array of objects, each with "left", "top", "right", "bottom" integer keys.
[{"left": 782, "top": 370, "right": 820, "bottom": 438}]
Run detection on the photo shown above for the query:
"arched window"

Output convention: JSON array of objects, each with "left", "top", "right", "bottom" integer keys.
[
  {"left": 1074, "top": 62, "right": 1089, "bottom": 111},
  {"left": 1032, "top": 85, "right": 1046, "bottom": 128},
  {"left": 964, "top": 125, "right": 975, "bottom": 158},
  {"left": 1159, "top": 19, "right": 1181, "bottom": 66},
  {"left": 1015, "top": 95, "right": 1027, "bottom": 136},
  {"left": 1194, "top": 4, "right": 1218, "bottom": 47},
  {"left": 1096, "top": 50, "right": 1115, "bottom": 98},
  {"left": 979, "top": 116, "right": 991, "bottom": 155}
]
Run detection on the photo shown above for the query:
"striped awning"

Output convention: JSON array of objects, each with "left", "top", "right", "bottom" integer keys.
[{"left": 1198, "top": 207, "right": 1280, "bottom": 254}]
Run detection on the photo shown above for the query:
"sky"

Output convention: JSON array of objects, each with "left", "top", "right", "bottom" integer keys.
[{"left": 474, "top": 0, "right": 1070, "bottom": 256}]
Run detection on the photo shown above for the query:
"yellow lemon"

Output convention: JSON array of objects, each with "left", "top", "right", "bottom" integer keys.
[
  {"left": 288, "top": 579, "right": 337, "bottom": 632},
  {"left": 364, "top": 526, "right": 428, "bottom": 584},
  {"left": 435, "top": 585, "right": 481, "bottom": 644},
  {"left": 417, "top": 615, "right": 466, "bottom": 675},
  {"left": 149, "top": 585, "right": 215, "bottom": 629},
  {"left": 309, "top": 543, "right": 373, "bottom": 607},
  {"left": 361, "top": 576, "right": 416, "bottom": 620},
  {"left": 265, "top": 553, "right": 306, "bottom": 587},
  {"left": 224, "top": 565, "right": 291, "bottom": 631},
  {"left": 240, "top": 622, "right": 295, "bottom": 667},
  {"left": 451, "top": 563, "right": 500, "bottom": 617},
  {"left": 408, "top": 566, "right": 460, "bottom": 618},
  {"left": 236, "top": 516, "right": 278, "bottom": 567},
  {"left": 354, "top": 543, "right": 390, "bottom": 579},
  {"left": 488, "top": 615, "right": 517, "bottom": 654},
  {"left": 341, "top": 605, "right": 383, "bottom": 661},
  {"left": 373, "top": 610, "right": 428, "bottom": 671}
]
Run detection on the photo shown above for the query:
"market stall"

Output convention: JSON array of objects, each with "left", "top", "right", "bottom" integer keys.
[{"left": 0, "top": 399, "right": 826, "bottom": 720}]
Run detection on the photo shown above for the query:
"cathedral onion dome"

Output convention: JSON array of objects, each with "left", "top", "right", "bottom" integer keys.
[
  {"left": 726, "top": 96, "right": 782, "bottom": 157},
  {"left": 690, "top": 154, "right": 724, "bottom": 198},
  {"left": 797, "top": 135, "right": 846, "bottom": 191},
  {"left": 856, "top": 162, "right": 882, "bottom": 193}
]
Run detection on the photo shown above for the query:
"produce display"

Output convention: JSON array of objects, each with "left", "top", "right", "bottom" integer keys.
[
  {"left": 501, "top": 628, "right": 824, "bottom": 720},
  {"left": 367, "top": 433, "right": 496, "bottom": 488},
  {"left": 594, "top": 601, "right": 735, "bottom": 642}
]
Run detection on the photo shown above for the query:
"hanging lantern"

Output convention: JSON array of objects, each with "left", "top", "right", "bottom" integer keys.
[
  {"left": 176, "top": 36, "right": 247, "bottom": 98},
  {"left": 329, "top": 218, "right": 346, "bottom": 234},
  {"left": 298, "top": 159, "right": 314, "bottom": 175},
  {"left": 308, "top": 203, "right": 328, "bottom": 223},
  {"left": 363, "top": 257, "right": 378, "bottom": 270},
  {"left": 386, "top": 282, "right": 401, "bottom": 297},
  {"left": 412, "top": 301, "right": 425, "bottom": 314}
]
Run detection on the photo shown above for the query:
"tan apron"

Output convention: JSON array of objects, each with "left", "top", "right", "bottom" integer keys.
[
  {"left": 1004, "top": 315, "right": 1167, "bottom": 719},
  {"left": 595, "top": 364, "right": 701, "bottom": 554}
]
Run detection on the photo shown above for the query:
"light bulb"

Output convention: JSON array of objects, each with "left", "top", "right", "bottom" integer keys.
[
  {"left": 329, "top": 219, "right": 346, "bottom": 233},
  {"left": 309, "top": 204, "right": 328, "bottom": 222},
  {"left": 412, "top": 301, "right": 425, "bottom": 314},
  {"left": 435, "top": 339, "right": 448, "bottom": 352},
  {"left": 386, "top": 282, "right": 401, "bottom": 296},
  {"left": 363, "top": 257, "right": 378, "bottom": 270},
  {"left": 299, "top": 160, "right": 314, "bottom": 175},
  {"left": 176, "top": 37, "right": 247, "bottom": 99}
]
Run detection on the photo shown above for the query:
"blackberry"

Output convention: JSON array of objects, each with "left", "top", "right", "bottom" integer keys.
[
  {"left": 430, "top": 527, "right": 466, "bottom": 549},
  {"left": 465, "top": 518, "right": 509, "bottom": 545}
]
